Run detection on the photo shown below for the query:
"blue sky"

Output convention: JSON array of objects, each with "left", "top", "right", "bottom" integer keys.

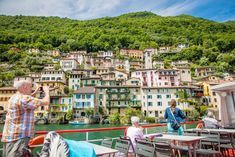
[{"left": 0, "top": 0, "right": 234, "bottom": 22}]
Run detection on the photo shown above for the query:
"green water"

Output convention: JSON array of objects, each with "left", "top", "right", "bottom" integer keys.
[{"left": 0, "top": 123, "right": 196, "bottom": 141}]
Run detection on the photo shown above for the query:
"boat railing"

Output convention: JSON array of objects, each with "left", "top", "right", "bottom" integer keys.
[{"left": 0, "top": 120, "right": 202, "bottom": 149}]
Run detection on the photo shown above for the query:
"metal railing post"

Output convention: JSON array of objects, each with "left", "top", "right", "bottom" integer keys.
[
  {"left": 86, "top": 132, "right": 89, "bottom": 141},
  {"left": 145, "top": 128, "right": 148, "bottom": 135}
]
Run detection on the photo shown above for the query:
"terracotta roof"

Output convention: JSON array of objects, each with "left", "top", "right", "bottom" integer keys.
[{"left": 74, "top": 87, "right": 95, "bottom": 94}]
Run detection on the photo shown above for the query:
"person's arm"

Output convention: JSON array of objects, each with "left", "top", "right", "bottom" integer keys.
[
  {"left": 31, "top": 85, "right": 41, "bottom": 97},
  {"left": 40, "top": 86, "right": 50, "bottom": 106},
  {"left": 21, "top": 86, "right": 50, "bottom": 109},
  {"left": 137, "top": 128, "right": 144, "bottom": 139},
  {"left": 164, "top": 108, "right": 168, "bottom": 120},
  {"left": 178, "top": 109, "right": 186, "bottom": 120}
]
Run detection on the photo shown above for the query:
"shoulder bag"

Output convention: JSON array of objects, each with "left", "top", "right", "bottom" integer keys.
[{"left": 169, "top": 108, "right": 181, "bottom": 130}]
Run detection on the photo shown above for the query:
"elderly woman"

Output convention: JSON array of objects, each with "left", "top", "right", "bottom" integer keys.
[
  {"left": 164, "top": 99, "right": 186, "bottom": 135},
  {"left": 126, "top": 116, "right": 144, "bottom": 153},
  {"left": 203, "top": 112, "right": 221, "bottom": 129}
]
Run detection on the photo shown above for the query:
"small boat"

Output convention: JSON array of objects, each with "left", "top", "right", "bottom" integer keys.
[{"left": 69, "top": 121, "right": 86, "bottom": 125}]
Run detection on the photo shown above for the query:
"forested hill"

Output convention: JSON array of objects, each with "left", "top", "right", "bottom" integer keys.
[
  {"left": 0, "top": 11, "right": 234, "bottom": 53},
  {"left": 0, "top": 11, "right": 234, "bottom": 84}
]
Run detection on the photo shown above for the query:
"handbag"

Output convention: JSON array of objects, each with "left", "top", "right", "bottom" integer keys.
[{"left": 169, "top": 108, "right": 181, "bottom": 130}]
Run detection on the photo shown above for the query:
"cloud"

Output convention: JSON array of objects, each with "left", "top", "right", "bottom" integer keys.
[
  {"left": 0, "top": 0, "right": 123, "bottom": 19},
  {"left": 0, "top": 0, "right": 234, "bottom": 21},
  {"left": 154, "top": 0, "right": 201, "bottom": 16}
]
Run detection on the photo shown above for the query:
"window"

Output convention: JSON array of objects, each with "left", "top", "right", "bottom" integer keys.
[
  {"left": 166, "top": 95, "right": 171, "bottom": 99},
  {"left": 148, "top": 102, "right": 153, "bottom": 106},
  {"left": 176, "top": 94, "right": 179, "bottom": 98},
  {"left": 99, "top": 94, "right": 103, "bottom": 100},
  {"left": 86, "top": 94, "right": 91, "bottom": 99},
  {"left": 168, "top": 101, "right": 171, "bottom": 106},
  {"left": 214, "top": 98, "right": 217, "bottom": 102},
  {"left": 157, "top": 102, "right": 162, "bottom": 106},
  {"left": 157, "top": 95, "right": 162, "bottom": 99},
  {"left": 62, "top": 99, "right": 64, "bottom": 104},
  {"left": 87, "top": 102, "right": 91, "bottom": 107},
  {"left": 213, "top": 92, "right": 216, "bottom": 96},
  {"left": 133, "top": 95, "right": 136, "bottom": 99},
  {"left": 147, "top": 95, "right": 152, "bottom": 99},
  {"left": 51, "top": 77, "right": 55, "bottom": 80},
  {"left": 82, "top": 95, "right": 85, "bottom": 99},
  {"left": 76, "top": 94, "right": 81, "bottom": 99}
]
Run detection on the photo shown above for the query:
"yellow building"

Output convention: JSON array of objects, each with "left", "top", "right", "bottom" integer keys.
[
  {"left": 35, "top": 80, "right": 66, "bottom": 117},
  {"left": 0, "top": 87, "right": 17, "bottom": 116},
  {"left": 202, "top": 82, "right": 220, "bottom": 108}
]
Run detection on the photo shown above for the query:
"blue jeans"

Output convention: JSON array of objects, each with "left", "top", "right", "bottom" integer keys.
[{"left": 167, "top": 123, "right": 184, "bottom": 135}]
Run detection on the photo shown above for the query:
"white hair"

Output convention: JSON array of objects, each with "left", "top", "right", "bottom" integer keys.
[
  {"left": 14, "top": 81, "right": 30, "bottom": 90},
  {"left": 207, "top": 112, "right": 214, "bottom": 118},
  {"left": 131, "top": 116, "right": 140, "bottom": 124}
]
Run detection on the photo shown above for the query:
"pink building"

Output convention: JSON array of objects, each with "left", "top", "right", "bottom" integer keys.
[{"left": 155, "top": 69, "right": 180, "bottom": 87}]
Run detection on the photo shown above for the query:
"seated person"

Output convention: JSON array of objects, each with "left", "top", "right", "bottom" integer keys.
[
  {"left": 40, "top": 131, "right": 96, "bottom": 157},
  {"left": 203, "top": 112, "right": 221, "bottom": 129},
  {"left": 126, "top": 116, "right": 144, "bottom": 153}
]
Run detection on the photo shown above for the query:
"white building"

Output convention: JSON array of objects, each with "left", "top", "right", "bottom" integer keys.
[
  {"left": 41, "top": 70, "right": 66, "bottom": 83},
  {"left": 68, "top": 70, "right": 93, "bottom": 90},
  {"left": 144, "top": 48, "right": 157, "bottom": 69},
  {"left": 60, "top": 96, "right": 73, "bottom": 112},
  {"left": 60, "top": 58, "right": 79, "bottom": 71},
  {"left": 113, "top": 70, "right": 128, "bottom": 81},
  {"left": 114, "top": 59, "right": 130, "bottom": 73},
  {"left": 212, "top": 81, "right": 235, "bottom": 127},
  {"left": 142, "top": 86, "right": 194, "bottom": 118},
  {"left": 14, "top": 76, "right": 33, "bottom": 87},
  {"left": 67, "top": 51, "right": 87, "bottom": 64},
  {"left": 131, "top": 69, "right": 158, "bottom": 87},
  {"left": 98, "top": 51, "right": 113, "bottom": 57},
  {"left": 177, "top": 67, "right": 192, "bottom": 83}
]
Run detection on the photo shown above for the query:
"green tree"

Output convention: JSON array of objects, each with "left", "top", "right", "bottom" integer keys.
[
  {"left": 85, "top": 107, "right": 94, "bottom": 118},
  {"left": 120, "top": 108, "right": 143, "bottom": 124},
  {"left": 108, "top": 112, "right": 120, "bottom": 124},
  {"left": 66, "top": 109, "right": 73, "bottom": 121}
]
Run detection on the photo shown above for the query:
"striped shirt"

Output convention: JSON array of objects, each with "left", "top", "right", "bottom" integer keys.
[{"left": 1, "top": 93, "right": 42, "bottom": 142}]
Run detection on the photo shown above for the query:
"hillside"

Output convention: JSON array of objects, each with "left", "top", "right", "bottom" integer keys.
[{"left": 0, "top": 11, "right": 234, "bottom": 86}]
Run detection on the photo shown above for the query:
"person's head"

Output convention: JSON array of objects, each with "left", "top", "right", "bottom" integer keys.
[
  {"left": 14, "top": 81, "right": 32, "bottom": 95},
  {"left": 207, "top": 112, "right": 214, "bottom": 118},
  {"left": 131, "top": 116, "right": 140, "bottom": 127},
  {"left": 170, "top": 99, "right": 176, "bottom": 108}
]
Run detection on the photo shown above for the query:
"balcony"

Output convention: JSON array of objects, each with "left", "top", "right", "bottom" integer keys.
[
  {"left": 106, "top": 89, "right": 130, "bottom": 94},
  {"left": 106, "top": 102, "right": 141, "bottom": 108}
]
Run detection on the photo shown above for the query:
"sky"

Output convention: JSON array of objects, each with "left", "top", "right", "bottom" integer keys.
[{"left": 0, "top": 0, "right": 234, "bottom": 22}]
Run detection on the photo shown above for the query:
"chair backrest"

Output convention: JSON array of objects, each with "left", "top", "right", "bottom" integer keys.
[
  {"left": 115, "top": 138, "right": 130, "bottom": 156},
  {"left": 155, "top": 142, "right": 173, "bottom": 157},
  {"left": 120, "top": 136, "right": 135, "bottom": 152},
  {"left": 101, "top": 138, "right": 113, "bottom": 148},
  {"left": 135, "top": 139, "right": 155, "bottom": 157}
]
